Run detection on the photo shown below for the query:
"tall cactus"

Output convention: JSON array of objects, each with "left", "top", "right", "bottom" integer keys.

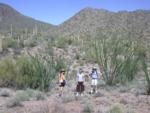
[{"left": 0, "top": 38, "right": 2, "bottom": 52}]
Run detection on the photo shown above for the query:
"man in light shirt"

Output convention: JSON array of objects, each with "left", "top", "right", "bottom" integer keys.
[{"left": 76, "top": 68, "right": 85, "bottom": 96}]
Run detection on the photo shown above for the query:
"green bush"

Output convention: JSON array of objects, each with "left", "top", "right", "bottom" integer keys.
[
  {"left": 140, "top": 54, "right": 150, "bottom": 95},
  {"left": 7, "top": 96, "right": 22, "bottom": 108},
  {"left": 16, "top": 54, "right": 56, "bottom": 91},
  {"left": 86, "top": 37, "right": 143, "bottom": 85},
  {"left": 2, "top": 38, "right": 18, "bottom": 50},
  {"left": 55, "top": 37, "right": 67, "bottom": 48},
  {"left": 6, "top": 89, "right": 45, "bottom": 108},
  {"left": 0, "top": 53, "right": 60, "bottom": 91},
  {"left": 0, "top": 89, "right": 10, "bottom": 97},
  {"left": 0, "top": 56, "right": 18, "bottom": 87},
  {"left": 55, "top": 57, "right": 66, "bottom": 72},
  {"left": 23, "top": 38, "right": 37, "bottom": 47}
]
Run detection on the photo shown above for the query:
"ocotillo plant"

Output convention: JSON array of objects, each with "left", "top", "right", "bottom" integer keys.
[
  {"left": 87, "top": 36, "right": 142, "bottom": 85},
  {"left": 138, "top": 43, "right": 150, "bottom": 95},
  {"left": 17, "top": 53, "right": 56, "bottom": 91}
]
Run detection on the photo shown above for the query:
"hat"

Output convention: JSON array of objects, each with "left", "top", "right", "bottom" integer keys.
[
  {"left": 79, "top": 68, "right": 83, "bottom": 73},
  {"left": 60, "top": 69, "right": 65, "bottom": 72},
  {"left": 92, "top": 67, "right": 97, "bottom": 70}
]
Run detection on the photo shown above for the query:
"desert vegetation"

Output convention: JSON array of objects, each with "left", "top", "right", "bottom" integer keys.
[{"left": 0, "top": 3, "right": 150, "bottom": 113}]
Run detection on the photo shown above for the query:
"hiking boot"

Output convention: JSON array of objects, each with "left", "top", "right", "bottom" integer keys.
[
  {"left": 95, "top": 90, "right": 97, "bottom": 93},
  {"left": 59, "top": 93, "right": 62, "bottom": 97},
  {"left": 76, "top": 92, "right": 79, "bottom": 96}
]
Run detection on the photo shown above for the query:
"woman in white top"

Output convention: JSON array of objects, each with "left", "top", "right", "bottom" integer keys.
[{"left": 76, "top": 68, "right": 85, "bottom": 96}]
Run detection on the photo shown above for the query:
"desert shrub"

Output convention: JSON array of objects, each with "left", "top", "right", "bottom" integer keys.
[
  {"left": 15, "top": 91, "right": 31, "bottom": 101},
  {"left": 82, "top": 104, "right": 94, "bottom": 113},
  {"left": 16, "top": 54, "right": 56, "bottom": 91},
  {"left": 6, "top": 96, "right": 22, "bottom": 107},
  {"left": 132, "top": 42, "right": 150, "bottom": 95},
  {"left": 0, "top": 56, "right": 18, "bottom": 87},
  {"left": 6, "top": 89, "right": 45, "bottom": 108},
  {"left": 0, "top": 88, "right": 10, "bottom": 97},
  {"left": 2, "top": 38, "right": 18, "bottom": 50},
  {"left": 67, "top": 38, "right": 73, "bottom": 45},
  {"left": 140, "top": 54, "right": 150, "bottom": 95},
  {"left": 55, "top": 37, "right": 67, "bottom": 48},
  {"left": 24, "top": 88, "right": 44, "bottom": 100},
  {"left": 0, "top": 52, "right": 60, "bottom": 91},
  {"left": 76, "top": 53, "right": 80, "bottom": 60},
  {"left": 34, "top": 90, "right": 45, "bottom": 100},
  {"left": 106, "top": 104, "right": 124, "bottom": 113},
  {"left": 6, "top": 90, "right": 29, "bottom": 107},
  {"left": 86, "top": 36, "right": 144, "bottom": 85},
  {"left": 23, "top": 38, "right": 37, "bottom": 47},
  {"left": 55, "top": 57, "right": 66, "bottom": 72}
]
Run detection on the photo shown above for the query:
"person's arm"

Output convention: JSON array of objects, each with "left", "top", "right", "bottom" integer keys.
[
  {"left": 89, "top": 72, "right": 92, "bottom": 78},
  {"left": 76, "top": 73, "right": 79, "bottom": 83},
  {"left": 58, "top": 74, "right": 60, "bottom": 84},
  {"left": 96, "top": 71, "right": 99, "bottom": 79},
  {"left": 98, "top": 70, "right": 102, "bottom": 79}
]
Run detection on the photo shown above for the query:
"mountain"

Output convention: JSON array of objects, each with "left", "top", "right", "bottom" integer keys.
[
  {"left": 52, "top": 7, "right": 150, "bottom": 41},
  {"left": 0, "top": 3, "right": 150, "bottom": 41},
  {"left": 0, "top": 3, "right": 54, "bottom": 34}
]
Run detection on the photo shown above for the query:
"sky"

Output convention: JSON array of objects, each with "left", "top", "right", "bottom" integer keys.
[{"left": 0, "top": 0, "right": 150, "bottom": 25}]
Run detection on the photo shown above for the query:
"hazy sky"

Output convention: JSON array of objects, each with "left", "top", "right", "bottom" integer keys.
[{"left": 0, "top": 0, "right": 150, "bottom": 25}]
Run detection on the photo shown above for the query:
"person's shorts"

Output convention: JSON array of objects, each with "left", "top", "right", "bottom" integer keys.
[
  {"left": 76, "top": 82, "right": 84, "bottom": 92},
  {"left": 59, "top": 81, "right": 66, "bottom": 87},
  {"left": 91, "top": 79, "right": 98, "bottom": 86}
]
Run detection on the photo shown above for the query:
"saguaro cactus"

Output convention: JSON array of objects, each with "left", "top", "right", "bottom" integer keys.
[{"left": 0, "top": 38, "right": 3, "bottom": 52}]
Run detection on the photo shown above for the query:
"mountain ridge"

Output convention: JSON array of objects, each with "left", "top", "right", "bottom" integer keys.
[
  {"left": 0, "top": 3, "right": 54, "bottom": 34},
  {"left": 0, "top": 3, "right": 150, "bottom": 41},
  {"left": 51, "top": 7, "right": 150, "bottom": 41}
]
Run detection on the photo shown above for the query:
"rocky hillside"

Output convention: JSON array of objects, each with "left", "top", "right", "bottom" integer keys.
[
  {"left": 1, "top": 4, "right": 150, "bottom": 41},
  {"left": 51, "top": 7, "right": 150, "bottom": 41},
  {"left": 0, "top": 3, "right": 54, "bottom": 34}
]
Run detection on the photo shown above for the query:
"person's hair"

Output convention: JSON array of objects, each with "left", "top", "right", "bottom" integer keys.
[
  {"left": 60, "top": 69, "right": 65, "bottom": 73},
  {"left": 79, "top": 68, "right": 83, "bottom": 73}
]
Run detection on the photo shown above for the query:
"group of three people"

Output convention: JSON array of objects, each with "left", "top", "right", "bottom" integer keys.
[{"left": 58, "top": 67, "right": 100, "bottom": 97}]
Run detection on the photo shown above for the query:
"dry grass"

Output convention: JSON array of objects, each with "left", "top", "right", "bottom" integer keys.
[
  {"left": 61, "top": 94, "right": 75, "bottom": 103},
  {"left": 51, "top": 104, "right": 66, "bottom": 113}
]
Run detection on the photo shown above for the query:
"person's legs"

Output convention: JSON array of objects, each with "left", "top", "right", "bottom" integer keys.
[
  {"left": 95, "top": 79, "right": 98, "bottom": 93},
  {"left": 80, "top": 82, "right": 84, "bottom": 96},
  {"left": 91, "top": 79, "right": 97, "bottom": 94},
  {"left": 91, "top": 79, "right": 94, "bottom": 94},
  {"left": 93, "top": 79, "right": 97, "bottom": 93},
  {"left": 76, "top": 82, "right": 79, "bottom": 96},
  {"left": 59, "top": 83, "right": 65, "bottom": 96},
  {"left": 59, "top": 86, "right": 63, "bottom": 96}
]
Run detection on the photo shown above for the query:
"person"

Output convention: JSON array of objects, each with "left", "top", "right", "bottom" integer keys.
[
  {"left": 76, "top": 68, "right": 85, "bottom": 96},
  {"left": 89, "top": 67, "right": 99, "bottom": 94},
  {"left": 58, "top": 69, "right": 66, "bottom": 97}
]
